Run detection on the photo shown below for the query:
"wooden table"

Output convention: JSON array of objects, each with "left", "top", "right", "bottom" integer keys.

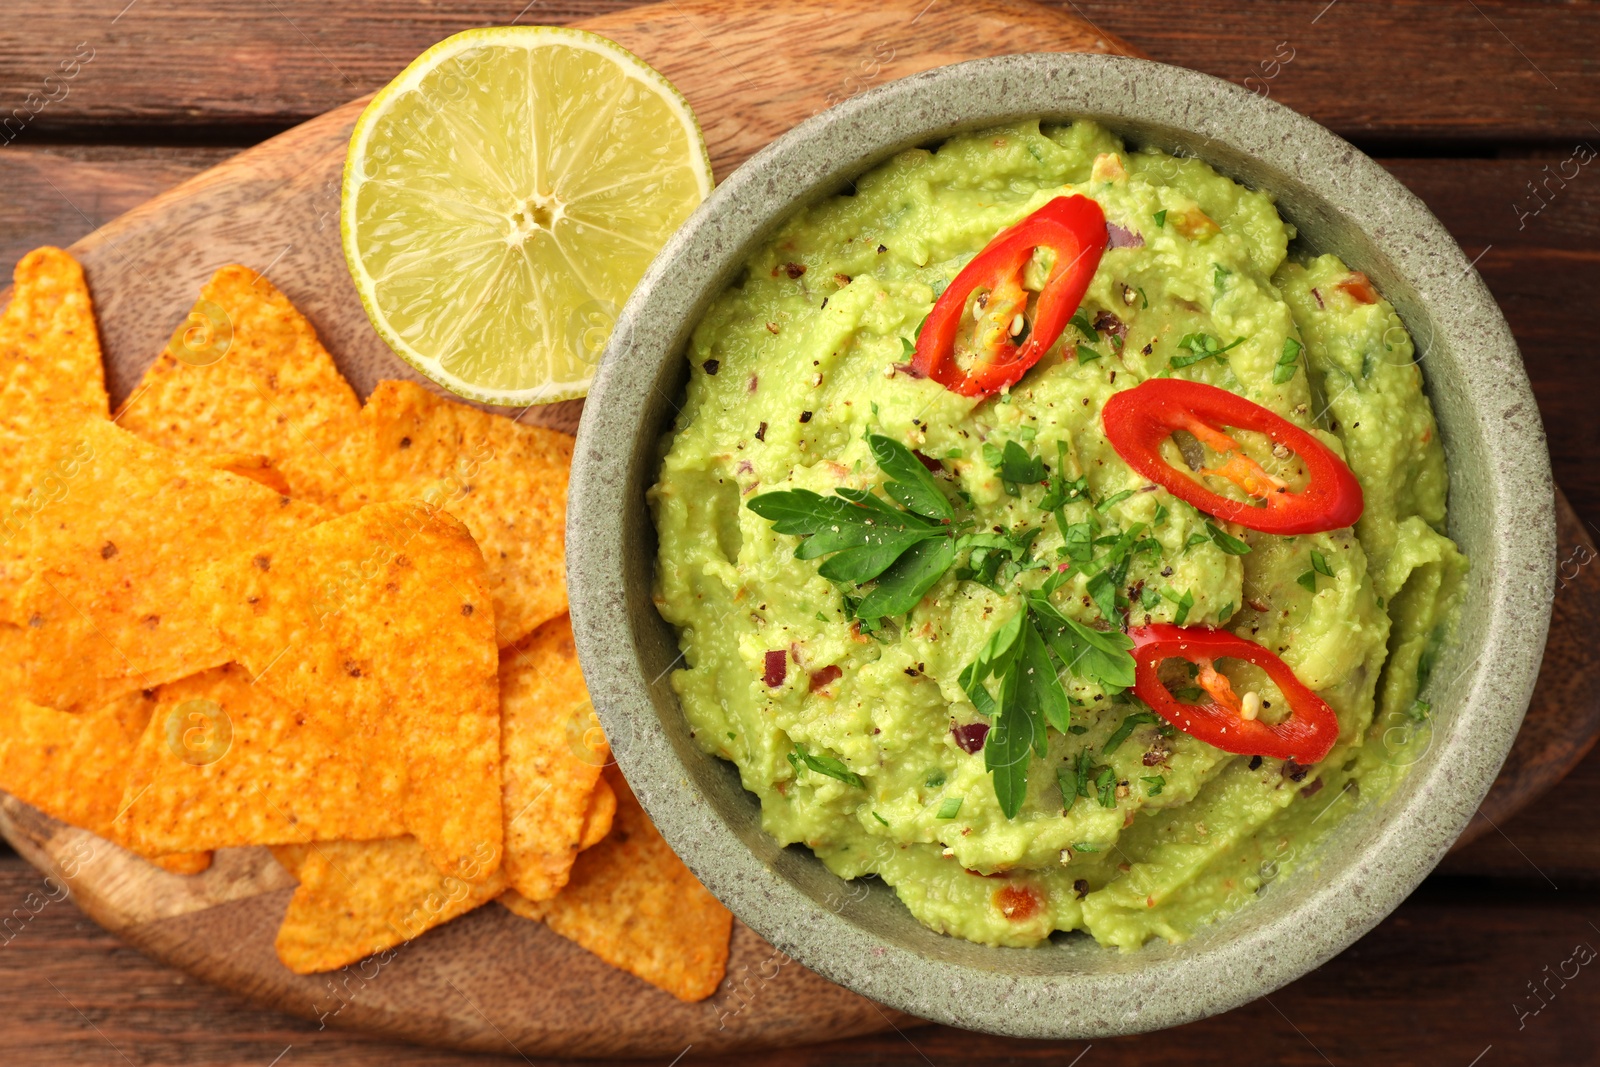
[{"left": 3, "top": 1, "right": 1598, "bottom": 1062}]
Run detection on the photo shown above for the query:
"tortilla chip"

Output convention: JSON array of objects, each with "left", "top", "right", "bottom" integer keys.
[
  {"left": 113, "top": 664, "right": 406, "bottom": 857},
  {"left": 115, "top": 266, "right": 362, "bottom": 508},
  {"left": 343, "top": 380, "right": 571, "bottom": 647},
  {"left": 0, "top": 248, "right": 109, "bottom": 624},
  {"left": 579, "top": 776, "right": 616, "bottom": 852},
  {"left": 499, "top": 768, "right": 731, "bottom": 1002},
  {"left": 195, "top": 501, "right": 501, "bottom": 881},
  {"left": 273, "top": 836, "right": 506, "bottom": 974},
  {"left": 500, "top": 615, "right": 609, "bottom": 901},
  {"left": 204, "top": 453, "right": 291, "bottom": 496},
  {"left": 152, "top": 851, "right": 213, "bottom": 875},
  {"left": 0, "top": 626, "right": 209, "bottom": 874},
  {"left": 19, "top": 417, "right": 324, "bottom": 712}
]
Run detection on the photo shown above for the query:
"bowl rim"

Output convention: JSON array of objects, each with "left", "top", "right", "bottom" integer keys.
[{"left": 568, "top": 52, "right": 1554, "bottom": 1037}]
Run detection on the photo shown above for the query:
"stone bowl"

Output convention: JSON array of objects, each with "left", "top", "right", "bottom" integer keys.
[{"left": 566, "top": 54, "right": 1553, "bottom": 1038}]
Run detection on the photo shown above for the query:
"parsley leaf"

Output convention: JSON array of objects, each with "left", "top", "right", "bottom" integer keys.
[
  {"left": 853, "top": 535, "right": 957, "bottom": 621},
  {"left": 998, "top": 439, "right": 1047, "bottom": 484},
  {"left": 1076, "top": 343, "right": 1103, "bottom": 364},
  {"left": 936, "top": 797, "right": 963, "bottom": 819},
  {"left": 1095, "top": 766, "right": 1118, "bottom": 807},
  {"left": 1311, "top": 549, "right": 1335, "bottom": 578},
  {"left": 957, "top": 610, "right": 1025, "bottom": 717},
  {"left": 1154, "top": 208, "right": 1168, "bottom": 227},
  {"left": 1297, "top": 570, "right": 1318, "bottom": 593},
  {"left": 788, "top": 744, "right": 863, "bottom": 787},
  {"left": 1166, "top": 587, "right": 1195, "bottom": 625},
  {"left": 1206, "top": 522, "right": 1252, "bottom": 555},
  {"left": 1142, "top": 774, "right": 1166, "bottom": 796},
  {"left": 1028, "top": 595, "right": 1137, "bottom": 689},
  {"left": 748, "top": 488, "right": 942, "bottom": 584},
  {"left": 868, "top": 433, "right": 954, "bottom": 521}
]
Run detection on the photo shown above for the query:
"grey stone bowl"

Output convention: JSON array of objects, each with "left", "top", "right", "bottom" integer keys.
[{"left": 567, "top": 54, "right": 1553, "bottom": 1037}]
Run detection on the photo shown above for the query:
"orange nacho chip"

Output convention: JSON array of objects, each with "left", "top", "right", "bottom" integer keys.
[
  {"left": 272, "top": 836, "right": 505, "bottom": 974},
  {"left": 195, "top": 501, "right": 501, "bottom": 881},
  {"left": 0, "top": 624, "right": 209, "bottom": 873},
  {"left": 500, "top": 614, "right": 609, "bottom": 901},
  {"left": 500, "top": 768, "right": 732, "bottom": 1002},
  {"left": 343, "top": 380, "right": 571, "bottom": 647},
  {"left": 20, "top": 418, "right": 325, "bottom": 713},
  {"left": 0, "top": 248, "right": 109, "bottom": 624},
  {"left": 204, "top": 453, "right": 292, "bottom": 496},
  {"left": 578, "top": 776, "right": 616, "bottom": 852},
  {"left": 113, "top": 664, "right": 406, "bottom": 857},
  {"left": 116, "top": 265, "right": 363, "bottom": 509}
]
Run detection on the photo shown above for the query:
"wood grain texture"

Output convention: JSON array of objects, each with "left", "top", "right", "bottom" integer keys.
[
  {"left": 0, "top": 1, "right": 1591, "bottom": 144},
  {"left": 0, "top": 852, "right": 1591, "bottom": 1066}
]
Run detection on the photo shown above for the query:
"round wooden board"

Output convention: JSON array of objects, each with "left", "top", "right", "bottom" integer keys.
[
  {"left": 0, "top": 0, "right": 1143, "bottom": 1058},
  {"left": 0, "top": 0, "right": 1591, "bottom": 1055}
]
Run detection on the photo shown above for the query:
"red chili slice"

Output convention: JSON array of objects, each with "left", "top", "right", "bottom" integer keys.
[
  {"left": 911, "top": 195, "right": 1108, "bottom": 398},
  {"left": 1102, "top": 379, "right": 1363, "bottom": 535},
  {"left": 1129, "top": 624, "right": 1339, "bottom": 763}
]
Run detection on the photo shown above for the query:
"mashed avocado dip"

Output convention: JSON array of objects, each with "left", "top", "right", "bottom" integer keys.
[{"left": 649, "top": 119, "right": 1468, "bottom": 949}]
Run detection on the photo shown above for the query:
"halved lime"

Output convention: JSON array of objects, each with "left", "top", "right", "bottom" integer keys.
[{"left": 342, "top": 27, "right": 712, "bottom": 405}]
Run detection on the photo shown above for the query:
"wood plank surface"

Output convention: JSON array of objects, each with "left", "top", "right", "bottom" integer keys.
[
  {"left": 0, "top": 853, "right": 1588, "bottom": 1066},
  {"left": 0, "top": 1, "right": 1591, "bottom": 145}
]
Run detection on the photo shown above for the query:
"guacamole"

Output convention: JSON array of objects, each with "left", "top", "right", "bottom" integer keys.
[{"left": 649, "top": 119, "right": 1467, "bottom": 949}]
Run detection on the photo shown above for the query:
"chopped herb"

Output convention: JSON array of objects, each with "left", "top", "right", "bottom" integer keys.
[
  {"left": 1104, "top": 711, "right": 1158, "bottom": 754},
  {"left": 1069, "top": 308, "right": 1099, "bottom": 342},
  {"left": 900, "top": 336, "right": 916, "bottom": 359},
  {"left": 1206, "top": 522, "right": 1252, "bottom": 555},
  {"left": 1165, "top": 587, "right": 1195, "bottom": 625},
  {"left": 1311, "top": 549, "right": 1335, "bottom": 578},
  {"left": 1137, "top": 286, "right": 1149, "bottom": 310},
  {"left": 1095, "top": 766, "right": 1117, "bottom": 808},
  {"left": 1154, "top": 209, "right": 1168, "bottom": 227},
  {"left": 1067, "top": 724, "right": 1089, "bottom": 736},
  {"left": 1076, "top": 343, "right": 1103, "bottom": 364},
  {"left": 788, "top": 745, "right": 863, "bottom": 787},
  {"left": 936, "top": 797, "right": 964, "bottom": 819},
  {"left": 1297, "top": 570, "right": 1318, "bottom": 593},
  {"left": 1141, "top": 774, "right": 1166, "bottom": 796},
  {"left": 1020, "top": 425, "right": 1038, "bottom": 442},
  {"left": 1184, "top": 531, "right": 1210, "bottom": 550},
  {"left": 1085, "top": 569, "right": 1119, "bottom": 624},
  {"left": 1217, "top": 601, "right": 1235, "bottom": 621},
  {"left": 1273, "top": 336, "right": 1303, "bottom": 384},
  {"left": 1170, "top": 332, "right": 1246, "bottom": 370},
  {"left": 1073, "top": 842, "right": 1102, "bottom": 853},
  {"left": 1407, "top": 699, "right": 1432, "bottom": 723},
  {"left": 815, "top": 611, "right": 829, "bottom": 623},
  {"left": 1153, "top": 503, "right": 1168, "bottom": 526},
  {"left": 925, "top": 769, "right": 947, "bottom": 788},
  {"left": 872, "top": 811, "right": 890, "bottom": 826},
  {"left": 1213, "top": 263, "right": 1232, "bottom": 293},
  {"left": 1096, "top": 488, "right": 1135, "bottom": 513},
  {"left": 997, "top": 439, "right": 1047, "bottom": 484}
]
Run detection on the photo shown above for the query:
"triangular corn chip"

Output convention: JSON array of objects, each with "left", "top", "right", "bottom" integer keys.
[
  {"left": 500, "top": 614, "right": 609, "bottom": 901},
  {"left": 500, "top": 768, "right": 732, "bottom": 1002},
  {"left": 0, "top": 624, "right": 209, "bottom": 873},
  {"left": 578, "top": 776, "right": 616, "bottom": 852},
  {"left": 0, "top": 248, "right": 108, "bottom": 624},
  {"left": 116, "top": 266, "right": 362, "bottom": 508},
  {"left": 20, "top": 417, "right": 325, "bottom": 712},
  {"left": 113, "top": 664, "right": 406, "bottom": 857},
  {"left": 195, "top": 502, "right": 501, "bottom": 881},
  {"left": 203, "top": 453, "right": 291, "bottom": 496},
  {"left": 272, "top": 836, "right": 505, "bottom": 974},
  {"left": 343, "top": 380, "right": 570, "bottom": 646}
]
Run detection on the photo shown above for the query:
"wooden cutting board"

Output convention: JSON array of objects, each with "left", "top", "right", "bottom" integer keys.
[{"left": 0, "top": 0, "right": 1591, "bottom": 1056}]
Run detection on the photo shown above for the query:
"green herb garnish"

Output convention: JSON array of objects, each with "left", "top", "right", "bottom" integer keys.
[
  {"left": 1069, "top": 308, "right": 1099, "bottom": 342},
  {"left": 1273, "top": 336, "right": 1303, "bottom": 384},
  {"left": 1154, "top": 209, "right": 1168, "bottom": 227},
  {"left": 1170, "top": 332, "right": 1246, "bottom": 370},
  {"left": 1206, "top": 522, "right": 1251, "bottom": 555},
  {"left": 788, "top": 744, "right": 863, "bottom": 788},
  {"left": 1141, "top": 775, "right": 1166, "bottom": 796},
  {"left": 1104, "top": 710, "right": 1159, "bottom": 754},
  {"left": 936, "top": 797, "right": 964, "bottom": 819}
]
